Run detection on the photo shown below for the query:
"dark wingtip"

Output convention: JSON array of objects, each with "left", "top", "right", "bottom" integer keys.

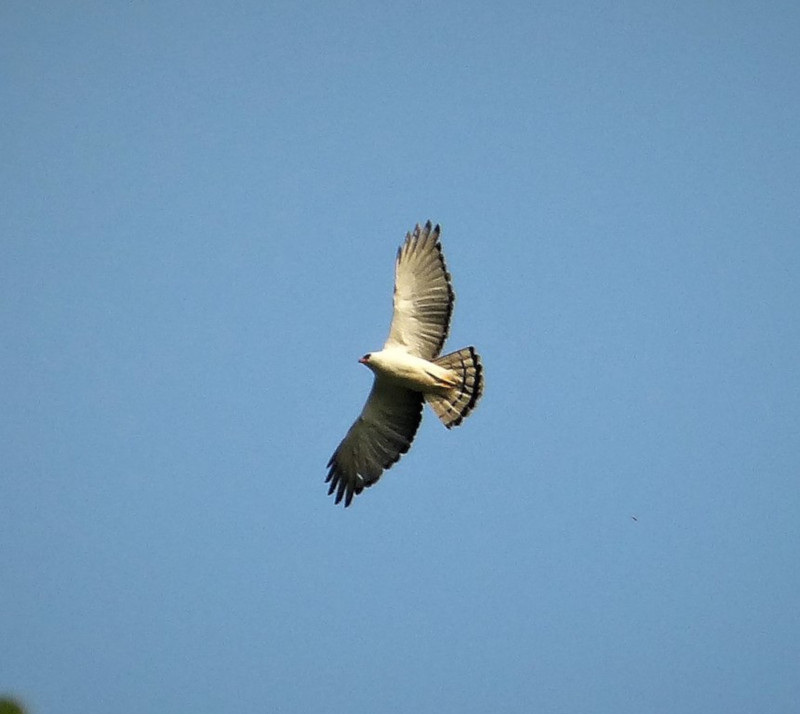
[
  {"left": 325, "top": 456, "right": 361, "bottom": 508},
  {"left": 420, "top": 220, "right": 441, "bottom": 245},
  {"left": 335, "top": 477, "right": 347, "bottom": 505}
]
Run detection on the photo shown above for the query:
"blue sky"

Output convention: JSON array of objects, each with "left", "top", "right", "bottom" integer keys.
[{"left": 2, "top": 2, "right": 799, "bottom": 712}]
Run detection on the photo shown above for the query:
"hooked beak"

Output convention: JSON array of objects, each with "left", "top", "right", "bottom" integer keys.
[{"left": 358, "top": 357, "right": 368, "bottom": 364}]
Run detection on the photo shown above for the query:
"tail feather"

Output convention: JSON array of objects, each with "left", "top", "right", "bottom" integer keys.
[{"left": 426, "top": 347, "right": 483, "bottom": 428}]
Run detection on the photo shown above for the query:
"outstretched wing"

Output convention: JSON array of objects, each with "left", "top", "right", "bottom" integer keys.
[
  {"left": 384, "top": 221, "right": 454, "bottom": 360},
  {"left": 326, "top": 378, "right": 424, "bottom": 507}
]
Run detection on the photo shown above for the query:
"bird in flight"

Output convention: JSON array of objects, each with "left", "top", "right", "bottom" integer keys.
[{"left": 326, "top": 221, "right": 484, "bottom": 506}]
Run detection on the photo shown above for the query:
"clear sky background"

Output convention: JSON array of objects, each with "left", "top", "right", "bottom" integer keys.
[{"left": 2, "top": 2, "right": 799, "bottom": 713}]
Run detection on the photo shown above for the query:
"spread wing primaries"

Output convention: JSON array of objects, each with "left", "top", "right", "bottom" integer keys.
[
  {"left": 384, "top": 221, "right": 454, "bottom": 360},
  {"left": 325, "top": 379, "right": 424, "bottom": 507}
]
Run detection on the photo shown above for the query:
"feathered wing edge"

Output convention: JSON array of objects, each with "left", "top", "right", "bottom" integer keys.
[
  {"left": 386, "top": 221, "right": 455, "bottom": 359},
  {"left": 325, "top": 381, "right": 424, "bottom": 507}
]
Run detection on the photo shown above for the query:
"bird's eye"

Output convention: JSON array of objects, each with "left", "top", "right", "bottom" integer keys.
[{"left": 362, "top": 353, "right": 371, "bottom": 361}]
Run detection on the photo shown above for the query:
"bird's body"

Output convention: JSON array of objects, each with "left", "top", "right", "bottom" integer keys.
[
  {"left": 360, "top": 349, "right": 460, "bottom": 393},
  {"left": 326, "top": 221, "right": 483, "bottom": 506}
]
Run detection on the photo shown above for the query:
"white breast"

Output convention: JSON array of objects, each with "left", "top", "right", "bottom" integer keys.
[{"left": 365, "top": 349, "right": 455, "bottom": 393}]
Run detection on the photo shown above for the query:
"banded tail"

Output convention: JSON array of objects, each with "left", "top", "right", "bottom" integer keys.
[{"left": 426, "top": 347, "right": 484, "bottom": 429}]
